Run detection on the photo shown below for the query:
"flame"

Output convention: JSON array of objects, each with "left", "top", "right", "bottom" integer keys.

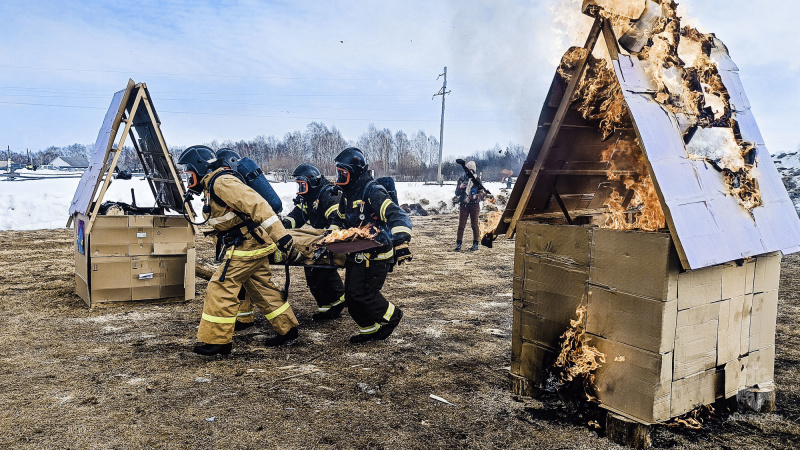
[
  {"left": 571, "top": 56, "right": 630, "bottom": 140},
  {"left": 319, "top": 225, "right": 379, "bottom": 244},
  {"left": 554, "top": 305, "right": 606, "bottom": 400},
  {"left": 480, "top": 211, "right": 503, "bottom": 240},
  {"left": 601, "top": 139, "right": 666, "bottom": 231},
  {"left": 665, "top": 404, "right": 715, "bottom": 430}
]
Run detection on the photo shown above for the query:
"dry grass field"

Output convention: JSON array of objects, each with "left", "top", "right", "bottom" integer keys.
[{"left": 1, "top": 215, "right": 799, "bottom": 448}]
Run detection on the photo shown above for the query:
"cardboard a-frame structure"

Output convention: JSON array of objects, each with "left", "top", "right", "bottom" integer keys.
[
  {"left": 69, "top": 80, "right": 196, "bottom": 308},
  {"left": 506, "top": 16, "right": 800, "bottom": 425}
]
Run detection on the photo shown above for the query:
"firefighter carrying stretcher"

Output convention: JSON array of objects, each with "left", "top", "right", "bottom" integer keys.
[
  {"left": 329, "top": 147, "right": 413, "bottom": 343},
  {"left": 281, "top": 163, "right": 347, "bottom": 320},
  {"left": 178, "top": 145, "right": 298, "bottom": 356}
]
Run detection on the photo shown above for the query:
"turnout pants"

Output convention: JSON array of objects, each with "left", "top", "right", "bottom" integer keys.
[
  {"left": 198, "top": 256, "right": 298, "bottom": 344},
  {"left": 344, "top": 258, "right": 399, "bottom": 335},
  {"left": 457, "top": 202, "right": 480, "bottom": 242},
  {"left": 305, "top": 266, "right": 346, "bottom": 312}
]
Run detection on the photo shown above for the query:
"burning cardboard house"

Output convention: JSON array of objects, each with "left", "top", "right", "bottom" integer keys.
[
  {"left": 495, "top": 1, "right": 800, "bottom": 424},
  {"left": 68, "top": 80, "right": 196, "bottom": 308}
]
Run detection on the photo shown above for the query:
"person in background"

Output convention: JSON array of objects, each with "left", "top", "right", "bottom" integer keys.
[{"left": 454, "top": 160, "right": 482, "bottom": 252}]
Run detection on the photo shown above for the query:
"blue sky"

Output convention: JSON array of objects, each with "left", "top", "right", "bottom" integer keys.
[{"left": 1, "top": 0, "right": 798, "bottom": 157}]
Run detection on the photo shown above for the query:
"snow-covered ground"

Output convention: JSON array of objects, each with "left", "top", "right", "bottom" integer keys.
[{"left": 0, "top": 174, "right": 509, "bottom": 231}]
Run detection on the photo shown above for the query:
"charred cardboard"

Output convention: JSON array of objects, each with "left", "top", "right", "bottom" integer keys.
[
  {"left": 749, "top": 290, "right": 778, "bottom": 352},
  {"left": 589, "top": 229, "right": 680, "bottom": 301},
  {"left": 673, "top": 302, "right": 720, "bottom": 380},
  {"left": 511, "top": 338, "right": 555, "bottom": 385},
  {"left": 591, "top": 334, "right": 672, "bottom": 424},
  {"left": 587, "top": 287, "right": 677, "bottom": 354},
  {"left": 717, "top": 295, "right": 745, "bottom": 365},
  {"left": 677, "top": 265, "right": 722, "bottom": 310}
]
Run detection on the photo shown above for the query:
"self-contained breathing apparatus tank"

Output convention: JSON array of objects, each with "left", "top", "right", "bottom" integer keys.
[{"left": 215, "top": 148, "right": 283, "bottom": 214}]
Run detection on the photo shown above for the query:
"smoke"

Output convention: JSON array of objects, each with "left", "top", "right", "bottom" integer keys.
[{"left": 446, "top": 0, "right": 597, "bottom": 147}]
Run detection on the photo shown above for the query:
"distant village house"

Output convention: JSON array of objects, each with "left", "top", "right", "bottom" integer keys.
[{"left": 50, "top": 156, "right": 90, "bottom": 171}]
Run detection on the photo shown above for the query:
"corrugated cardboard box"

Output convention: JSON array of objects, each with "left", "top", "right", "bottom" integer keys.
[
  {"left": 747, "top": 346, "right": 775, "bottom": 387},
  {"left": 753, "top": 252, "right": 781, "bottom": 293},
  {"left": 749, "top": 290, "right": 779, "bottom": 352},
  {"left": 671, "top": 368, "right": 717, "bottom": 417},
  {"left": 587, "top": 287, "right": 677, "bottom": 353},
  {"left": 591, "top": 335, "right": 673, "bottom": 424},
  {"left": 722, "top": 262, "right": 748, "bottom": 300},
  {"left": 590, "top": 229, "right": 680, "bottom": 301},
  {"left": 522, "top": 222, "right": 592, "bottom": 266},
  {"left": 677, "top": 265, "right": 722, "bottom": 310},
  {"left": 673, "top": 302, "right": 720, "bottom": 379},
  {"left": 717, "top": 295, "right": 745, "bottom": 365},
  {"left": 741, "top": 293, "right": 754, "bottom": 354},
  {"left": 74, "top": 213, "right": 195, "bottom": 307}
]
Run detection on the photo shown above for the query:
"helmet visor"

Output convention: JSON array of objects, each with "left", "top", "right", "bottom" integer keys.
[
  {"left": 296, "top": 178, "right": 309, "bottom": 195},
  {"left": 335, "top": 166, "right": 351, "bottom": 186}
]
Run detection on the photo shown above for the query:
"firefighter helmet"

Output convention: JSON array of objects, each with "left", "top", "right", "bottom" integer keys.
[
  {"left": 334, "top": 147, "right": 367, "bottom": 186},
  {"left": 215, "top": 148, "right": 241, "bottom": 170},
  {"left": 292, "top": 163, "right": 323, "bottom": 195},
  {"left": 177, "top": 145, "right": 218, "bottom": 194}
]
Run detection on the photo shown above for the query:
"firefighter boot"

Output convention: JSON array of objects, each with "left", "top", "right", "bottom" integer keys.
[
  {"left": 453, "top": 241, "right": 462, "bottom": 252},
  {"left": 349, "top": 308, "right": 403, "bottom": 344},
  {"left": 193, "top": 342, "right": 232, "bottom": 356},
  {"left": 263, "top": 326, "right": 299, "bottom": 347},
  {"left": 312, "top": 302, "right": 346, "bottom": 321},
  {"left": 470, "top": 240, "right": 479, "bottom": 251},
  {"left": 234, "top": 321, "right": 255, "bottom": 331}
]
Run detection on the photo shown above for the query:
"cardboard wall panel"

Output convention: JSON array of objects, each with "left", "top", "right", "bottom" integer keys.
[
  {"left": 591, "top": 335, "right": 673, "bottom": 424},
  {"left": 749, "top": 290, "right": 778, "bottom": 352},
  {"left": 677, "top": 265, "right": 722, "bottom": 310},
  {"left": 590, "top": 229, "right": 680, "bottom": 301},
  {"left": 753, "top": 252, "right": 781, "bottom": 293},
  {"left": 747, "top": 346, "right": 775, "bottom": 387},
  {"left": 722, "top": 263, "right": 748, "bottom": 300},
  {"left": 740, "top": 294, "right": 753, "bottom": 355},
  {"left": 717, "top": 296, "right": 745, "bottom": 365},
  {"left": 587, "top": 287, "right": 677, "bottom": 353},
  {"left": 674, "top": 302, "right": 720, "bottom": 379},
  {"left": 671, "top": 369, "right": 717, "bottom": 418},
  {"left": 523, "top": 222, "right": 592, "bottom": 266},
  {"left": 513, "top": 341, "right": 555, "bottom": 385}
]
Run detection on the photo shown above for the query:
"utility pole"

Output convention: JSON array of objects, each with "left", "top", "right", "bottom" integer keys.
[{"left": 432, "top": 66, "right": 450, "bottom": 185}]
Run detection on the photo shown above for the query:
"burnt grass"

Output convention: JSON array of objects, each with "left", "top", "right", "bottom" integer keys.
[{"left": 1, "top": 215, "right": 798, "bottom": 449}]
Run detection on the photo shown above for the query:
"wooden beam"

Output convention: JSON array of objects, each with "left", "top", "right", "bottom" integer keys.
[
  {"left": 603, "top": 20, "right": 620, "bottom": 61},
  {"left": 537, "top": 169, "right": 638, "bottom": 176},
  {"left": 139, "top": 86, "right": 197, "bottom": 229},
  {"left": 552, "top": 188, "right": 573, "bottom": 225},
  {"left": 505, "top": 17, "right": 604, "bottom": 238},
  {"left": 86, "top": 87, "right": 145, "bottom": 235},
  {"left": 521, "top": 208, "right": 607, "bottom": 221}
]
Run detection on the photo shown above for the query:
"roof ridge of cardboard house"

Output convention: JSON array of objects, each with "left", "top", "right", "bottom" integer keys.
[{"left": 497, "top": 17, "right": 800, "bottom": 270}]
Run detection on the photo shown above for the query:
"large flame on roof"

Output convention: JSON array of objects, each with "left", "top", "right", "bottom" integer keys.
[
  {"left": 564, "top": 0, "right": 762, "bottom": 216},
  {"left": 602, "top": 139, "right": 666, "bottom": 231}
]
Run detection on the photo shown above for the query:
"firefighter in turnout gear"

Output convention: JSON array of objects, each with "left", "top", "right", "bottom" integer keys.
[
  {"left": 330, "top": 147, "right": 412, "bottom": 343},
  {"left": 282, "top": 163, "right": 347, "bottom": 320},
  {"left": 178, "top": 146, "right": 299, "bottom": 356}
]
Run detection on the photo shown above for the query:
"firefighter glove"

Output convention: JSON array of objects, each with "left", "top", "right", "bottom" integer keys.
[
  {"left": 395, "top": 242, "right": 412, "bottom": 265},
  {"left": 277, "top": 235, "right": 294, "bottom": 253}
]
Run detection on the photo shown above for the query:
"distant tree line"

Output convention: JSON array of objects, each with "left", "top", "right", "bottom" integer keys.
[{"left": 5, "top": 122, "right": 529, "bottom": 181}]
